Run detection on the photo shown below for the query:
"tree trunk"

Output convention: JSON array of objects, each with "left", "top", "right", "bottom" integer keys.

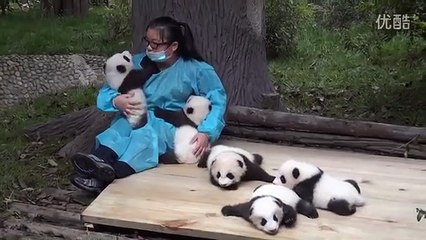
[
  {"left": 223, "top": 125, "right": 426, "bottom": 159},
  {"left": 226, "top": 106, "right": 426, "bottom": 143},
  {"left": 41, "top": 0, "right": 89, "bottom": 17},
  {"left": 24, "top": 105, "right": 426, "bottom": 159},
  {"left": 131, "top": 0, "right": 276, "bottom": 107}
]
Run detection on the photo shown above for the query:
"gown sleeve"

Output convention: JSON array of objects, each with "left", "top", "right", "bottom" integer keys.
[
  {"left": 195, "top": 66, "right": 227, "bottom": 142},
  {"left": 96, "top": 52, "right": 146, "bottom": 112}
]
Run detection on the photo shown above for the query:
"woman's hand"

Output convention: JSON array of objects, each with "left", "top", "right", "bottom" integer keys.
[
  {"left": 191, "top": 133, "right": 209, "bottom": 157},
  {"left": 113, "top": 94, "right": 142, "bottom": 116}
]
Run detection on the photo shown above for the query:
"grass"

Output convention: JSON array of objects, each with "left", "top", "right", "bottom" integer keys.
[
  {"left": 0, "top": 7, "right": 131, "bottom": 56},
  {"left": 268, "top": 23, "right": 426, "bottom": 127},
  {"left": 0, "top": 5, "right": 425, "bottom": 210},
  {"left": 0, "top": 86, "right": 97, "bottom": 209}
]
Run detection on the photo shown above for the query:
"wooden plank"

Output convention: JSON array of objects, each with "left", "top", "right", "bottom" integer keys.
[{"left": 82, "top": 139, "right": 426, "bottom": 240}]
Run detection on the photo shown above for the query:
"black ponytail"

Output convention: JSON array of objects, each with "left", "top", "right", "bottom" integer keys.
[
  {"left": 177, "top": 22, "right": 204, "bottom": 62},
  {"left": 146, "top": 16, "right": 204, "bottom": 62}
]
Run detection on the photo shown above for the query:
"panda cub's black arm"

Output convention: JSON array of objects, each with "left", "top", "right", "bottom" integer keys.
[
  {"left": 117, "top": 57, "right": 159, "bottom": 94},
  {"left": 154, "top": 107, "right": 197, "bottom": 128}
]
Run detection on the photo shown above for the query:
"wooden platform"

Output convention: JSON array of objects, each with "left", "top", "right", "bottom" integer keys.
[{"left": 81, "top": 139, "right": 426, "bottom": 240}]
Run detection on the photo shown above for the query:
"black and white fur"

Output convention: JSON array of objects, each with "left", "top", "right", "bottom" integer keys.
[
  {"left": 197, "top": 145, "right": 274, "bottom": 190},
  {"left": 252, "top": 184, "right": 319, "bottom": 219},
  {"left": 103, "top": 50, "right": 159, "bottom": 128},
  {"left": 221, "top": 184, "right": 301, "bottom": 235},
  {"left": 273, "top": 159, "right": 365, "bottom": 216},
  {"left": 155, "top": 95, "right": 212, "bottom": 164}
]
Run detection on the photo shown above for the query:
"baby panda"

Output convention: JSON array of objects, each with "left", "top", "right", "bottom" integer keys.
[
  {"left": 154, "top": 95, "right": 212, "bottom": 128},
  {"left": 221, "top": 184, "right": 301, "bottom": 235},
  {"left": 197, "top": 145, "right": 275, "bottom": 190},
  {"left": 155, "top": 95, "right": 212, "bottom": 165},
  {"left": 103, "top": 50, "right": 159, "bottom": 129},
  {"left": 273, "top": 159, "right": 365, "bottom": 216}
]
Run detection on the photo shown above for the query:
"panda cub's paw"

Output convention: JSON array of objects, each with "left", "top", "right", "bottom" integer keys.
[{"left": 281, "top": 205, "right": 297, "bottom": 228}]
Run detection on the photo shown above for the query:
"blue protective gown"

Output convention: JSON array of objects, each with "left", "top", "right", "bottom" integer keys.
[{"left": 95, "top": 52, "right": 227, "bottom": 173}]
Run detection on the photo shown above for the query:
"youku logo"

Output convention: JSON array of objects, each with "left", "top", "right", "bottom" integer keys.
[{"left": 416, "top": 208, "right": 425, "bottom": 222}]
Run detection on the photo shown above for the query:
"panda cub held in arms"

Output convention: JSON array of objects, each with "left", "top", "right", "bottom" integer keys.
[
  {"left": 273, "top": 159, "right": 366, "bottom": 216},
  {"left": 197, "top": 145, "right": 275, "bottom": 190},
  {"left": 103, "top": 50, "right": 159, "bottom": 128},
  {"left": 221, "top": 184, "right": 305, "bottom": 235},
  {"left": 154, "top": 95, "right": 212, "bottom": 164}
]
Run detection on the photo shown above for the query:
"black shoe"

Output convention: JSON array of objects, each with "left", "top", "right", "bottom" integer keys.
[
  {"left": 70, "top": 174, "right": 107, "bottom": 194},
  {"left": 71, "top": 152, "right": 116, "bottom": 183}
]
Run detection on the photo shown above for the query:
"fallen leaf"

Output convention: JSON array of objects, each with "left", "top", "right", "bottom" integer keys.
[
  {"left": 21, "top": 188, "right": 34, "bottom": 192},
  {"left": 47, "top": 158, "right": 58, "bottom": 167},
  {"left": 319, "top": 225, "right": 336, "bottom": 232},
  {"left": 161, "top": 219, "right": 197, "bottom": 230}
]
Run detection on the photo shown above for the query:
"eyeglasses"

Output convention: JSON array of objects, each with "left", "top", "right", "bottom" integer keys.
[{"left": 143, "top": 36, "right": 171, "bottom": 50}]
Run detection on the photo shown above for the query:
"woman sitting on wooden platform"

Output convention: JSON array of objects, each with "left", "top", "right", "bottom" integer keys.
[{"left": 69, "top": 16, "right": 227, "bottom": 194}]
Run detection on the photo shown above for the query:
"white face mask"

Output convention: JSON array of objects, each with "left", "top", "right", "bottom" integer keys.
[{"left": 145, "top": 48, "right": 170, "bottom": 62}]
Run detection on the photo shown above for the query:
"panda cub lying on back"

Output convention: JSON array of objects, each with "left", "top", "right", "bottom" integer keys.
[
  {"left": 197, "top": 145, "right": 275, "bottom": 190},
  {"left": 221, "top": 183, "right": 318, "bottom": 235},
  {"left": 273, "top": 159, "right": 366, "bottom": 216},
  {"left": 103, "top": 50, "right": 159, "bottom": 128},
  {"left": 154, "top": 95, "right": 212, "bottom": 164}
]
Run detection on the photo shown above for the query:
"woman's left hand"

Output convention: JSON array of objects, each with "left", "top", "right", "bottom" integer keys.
[{"left": 191, "top": 133, "right": 209, "bottom": 157}]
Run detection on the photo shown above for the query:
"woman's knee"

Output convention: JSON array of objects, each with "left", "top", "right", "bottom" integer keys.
[{"left": 113, "top": 161, "right": 136, "bottom": 178}]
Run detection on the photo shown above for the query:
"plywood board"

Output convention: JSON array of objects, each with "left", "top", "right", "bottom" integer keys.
[{"left": 81, "top": 139, "right": 426, "bottom": 240}]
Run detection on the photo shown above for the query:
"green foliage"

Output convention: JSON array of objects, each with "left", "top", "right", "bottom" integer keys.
[
  {"left": 0, "top": 7, "right": 131, "bottom": 56},
  {"left": 316, "top": 0, "right": 372, "bottom": 29},
  {"left": 101, "top": 0, "right": 132, "bottom": 42},
  {"left": 265, "top": 0, "right": 299, "bottom": 59},
  {"left": 0, "top": 87, "right": 97, "bottom": 209},
  {"left": 269, "top": 23, "right": 426, "bottom": 127}
]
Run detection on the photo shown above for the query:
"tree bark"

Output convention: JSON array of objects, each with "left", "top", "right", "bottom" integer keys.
[
  {"left": 226, "top": 106, "right": 426, "bottom": 143},
  {"left": 223, "top": 125, "right": 426, "bottom": 159},
  {"left": 131, "top": 0, "right": 276, "bottom": 107},
  {"left": 24, "top": 105, "right": 426, "bottom": 159}
]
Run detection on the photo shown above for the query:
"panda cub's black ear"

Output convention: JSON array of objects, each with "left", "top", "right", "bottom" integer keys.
[
  {"left": 208, "top": 104, "right": 212, "bottom": 111},
  {"left": 292, "top": 168, "right": 300, "bottom": 179},
  {"left": 103, "top": 63, "right": 106, "bottom": 73},
  {"left": 116, "top": 65, "right": 126, "bottom": 73}
]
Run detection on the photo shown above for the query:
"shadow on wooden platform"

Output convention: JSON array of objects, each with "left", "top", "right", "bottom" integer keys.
[{"left": 81, "top": 139, "right": 426, "bottom": 240}]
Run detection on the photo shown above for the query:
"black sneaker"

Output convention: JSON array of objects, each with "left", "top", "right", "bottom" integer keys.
[
  {"left": 70, "top": 174, "right": 107, "bottom": 195},
  {"left": 71, "top": 152, "right": 116, "bottom": 183}
]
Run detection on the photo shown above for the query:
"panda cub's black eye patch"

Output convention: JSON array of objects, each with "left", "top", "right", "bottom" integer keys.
[
  {"left": 261, "top": 218, "right": 267, "bottom": 226},
  {"left": 186, "top": 107, "right": 194, "bottom": 114},
  {"left": 280, "top": 175, "right": 286, "bottom": 184},
  {"left": 292, "top": 168, "right": 300, "bottom": 179},
  {"left": 273, "top": 215, "right": 278, "bottom": 222},
  {"left": 116, "top": 65, "right": 126, "bottom": 73},
  {"left": 123, "top": 55, "right": 130, "bottom": 62},
  {"left": 237, "top": 160, "right": 244, "bottom": 168},
  {"left": 216, "top": 172, "right": 221, "bottom": 179},
  {"left": 226, "top": 173, "right": 234, "bottom": 179},
  {"left": 208, "top": 104, "right": 212, "bottom": 111}
]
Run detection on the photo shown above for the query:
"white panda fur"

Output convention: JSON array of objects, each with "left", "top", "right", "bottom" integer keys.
[
  {"left": 252, "top": 184, "right": 318, "bottom": 219},
  {"left": 221, "top": 184, "right": 300, "bottom": 235},
  {"left": 272, "top": 159, "right": 365, "bottom": 216},
  {"left": 174, "top": 95, "right": 212, "bottom": 164},
  {"left": 156, "top": 95, "right": 212, "bottom": 164},
  {"left": 197, "top": 145, "right": 274, "bottom": 190},
  {"left": 103, "top": 50, "right": 152, "bottom": 129}
]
